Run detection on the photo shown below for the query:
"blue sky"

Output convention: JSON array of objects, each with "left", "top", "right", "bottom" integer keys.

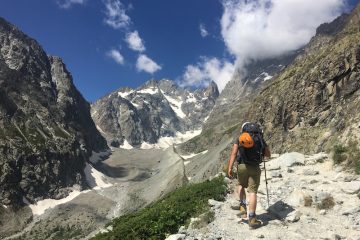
[{"left": 0, "top": 0, "right": 359, "bottom": 102}]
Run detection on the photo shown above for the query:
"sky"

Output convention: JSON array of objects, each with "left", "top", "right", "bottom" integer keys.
[{"left": 0, "top": 0, "right": 359, "bottom": 102}]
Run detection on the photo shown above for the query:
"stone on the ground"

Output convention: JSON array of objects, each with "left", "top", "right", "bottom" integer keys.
[
  {"left": 309, "top": 179, "right": 318, "bottom": 184},
  {"left": 188, "top": 217, "right": 201, "bottom": 229},
  {"left": 278, "top": 152, "right": 305, "bottom": 167},
  {"left": 286, "top": 190, "right": 313, "bottom": 207},
  {"left": 344, "top": 175, "right": 358, "bottom": 182},
  {"left": 287, "top": 168, "right": 294, "bottom": 173},
  {"left": 257, "top": 234, "right": 265, "bottom": 238},
  {"left": 178, "top": 225, "right": 187, "bottom": 234},
  {"left": 229, "top": 199, "right": 240, "bottom": 210},
  {"left": 319, "top": 209, "right": 326, "bottom": 215},
  {"left": 285, "top": 210, "right": 302, "bottom": 222},
  {"left": 305, "top": 153, "right": 328, "bottom": 165},
  {"left": 165, "top": 234, "right": 186, "bottom": 240},
  {"left": 267, "top": 161, "right": 281, "bottom": 171},
  {"left": 341, "top": 181, "right": 360, "bottom": 194},
  {"left": 341, "top": 206, "right": 360, "bottom": 216},
  {"left": 271, "top": 171, "right": 283, "bottom": 178},
  {"left": 332, "top": 233, "right": 343, "bottom": 240},
  {"left": 303, "top": 169, "right": 319, "bottom": 176},
  {"left": 208, "top": 199, "right": 223, "bottom": 207},
  {"left": 224, "top": 177, "right": 231, "bottom": 184}
]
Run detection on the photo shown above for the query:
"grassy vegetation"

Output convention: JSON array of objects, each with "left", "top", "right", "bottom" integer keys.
[
  {"left": 332, "top": 139, "right": 360, "bottom": 174},
  {"left": 92, "top": 177, "right": 226, "bottom": 240}
]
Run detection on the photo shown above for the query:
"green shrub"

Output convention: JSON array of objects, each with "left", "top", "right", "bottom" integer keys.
[
  {"left": 92, "top": 177, "right": 226, "bottom": 240},
  {"left": 333, "top": 144, "right": 347, "bottom": 164},
  {"left": 333, "top": 140, "right": 360, "bottom": 174},
  {"left": 347, "top": 140, "right": 360, "bottom": 174}
]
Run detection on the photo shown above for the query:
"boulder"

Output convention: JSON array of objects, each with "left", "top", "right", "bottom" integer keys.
[
  {"left": 270, "top": 171, "right": 283, "bottom": 178},
  {"left": 278, "top": 152, "right": 306, "bottom": 167},
  {"left": 341, "top": 181, "right": 360, "bottom": 194},
  {"left": 208, "top": 199, "right": 223, "bottom": 207},
  {"left": 285, "top": 210, "right": 302, "bottom": 222},
  {"left": 286, "top": 190, "right": 313, "bottom": 207},
  {"left": 165, "top": 234, "right": 186, "bottom": 240},
  {"left": 303, "top": 169, "right": 319, "bottom": 176},
  {"left": 229, "top": 199, "right": 240, "bottom": 210}
]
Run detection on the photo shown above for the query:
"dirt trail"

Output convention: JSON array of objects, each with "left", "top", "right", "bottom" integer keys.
[{"left": 168, "top": 152, "right": 360, "bottom": 240}]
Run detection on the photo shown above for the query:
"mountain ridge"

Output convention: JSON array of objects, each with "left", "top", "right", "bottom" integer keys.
[
  {"left": 91, "top": 79, "right": 219, "bottom": 148},
  {"left": 0, "top": 16, "right": 108, "bottom": 207}
]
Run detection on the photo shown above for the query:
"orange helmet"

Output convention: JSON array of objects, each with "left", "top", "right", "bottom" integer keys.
[{"left": 239, "top": 132, "right": 254, "bottom": 148}]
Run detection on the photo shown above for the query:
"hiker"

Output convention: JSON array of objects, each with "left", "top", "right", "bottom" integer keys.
[{"left": 227, "top": 122, "right": 271, "bottom": 228}]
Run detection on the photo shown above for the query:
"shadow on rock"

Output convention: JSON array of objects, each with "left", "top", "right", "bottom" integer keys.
[
  {"left": 267, "top": 200, "right": 295, "bottom": 220},
  {"left": 94, "top": 162, "right": 129, "bottom": 178}
]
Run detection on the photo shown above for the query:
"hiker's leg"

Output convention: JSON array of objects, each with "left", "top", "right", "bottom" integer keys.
[
  {"left": 248, "top": 192, "right": 257, "bottom": 213},
  {"left": 237, "top": 164, "right": 248, "bottom": 202},
  {"left": 239, "top": 185, "right": 246, "bottom": 201},
  {"left": 247, "top": 165, "right": 261, "bottom": 214}
]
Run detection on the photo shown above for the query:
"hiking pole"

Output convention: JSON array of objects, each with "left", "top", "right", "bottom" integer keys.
[{"left": 263, "top": 157, "right": 270, "bottom": 209}]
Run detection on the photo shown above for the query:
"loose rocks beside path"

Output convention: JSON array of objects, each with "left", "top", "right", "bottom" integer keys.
[{"left": 166, "top": 152, "right": 360, "bottom": 240}]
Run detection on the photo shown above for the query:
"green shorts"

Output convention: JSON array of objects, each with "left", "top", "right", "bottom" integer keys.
[{"left": 237, "top": 163, "right": 261, "bottom": 193}]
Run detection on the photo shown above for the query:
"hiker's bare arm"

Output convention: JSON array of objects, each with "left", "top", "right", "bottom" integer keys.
[{"left": 228, "top": 144, "right": 238, "bottom": 178}]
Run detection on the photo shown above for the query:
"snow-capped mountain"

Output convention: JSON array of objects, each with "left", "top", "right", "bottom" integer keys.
[{"left": 91, "top": 79, "right": 219, "bottom": 148}]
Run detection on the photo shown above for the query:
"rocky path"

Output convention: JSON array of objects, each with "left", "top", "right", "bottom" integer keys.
[{"left": 167, "top": 152, "right": 360, "bottom": 240}]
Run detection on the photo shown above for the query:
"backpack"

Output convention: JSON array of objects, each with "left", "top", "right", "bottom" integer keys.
[{"left": 238, "top": 122, "right": 265, "bottom": 166}]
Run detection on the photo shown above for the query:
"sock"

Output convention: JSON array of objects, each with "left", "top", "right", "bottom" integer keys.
[
  {"left": 249, "top": 212, "right": 255, "bottom": 218},
  {"left": 240, "top": 199, "right": 247, "bottom": 206}
]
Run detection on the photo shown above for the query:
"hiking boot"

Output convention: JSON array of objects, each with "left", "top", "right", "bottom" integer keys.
[
  {"left": 248, "top": 216, "right": 262, "bottom": 229},
  {"left": 239, "top": 204, "right": 247, "bottom": 218}
]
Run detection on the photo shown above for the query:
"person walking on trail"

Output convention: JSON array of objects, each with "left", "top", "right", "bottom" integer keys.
[{"left": 227, "top": 122, "right": 271, "bottom": 229}]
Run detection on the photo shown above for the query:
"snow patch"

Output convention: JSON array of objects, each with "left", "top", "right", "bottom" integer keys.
[
  {"left": 180, "top": 150, "right": 208, "bottom": 159},
  {"left": 84, "top": 163, "right": 113, "bottom": 189},
  {"left": 131, "top": 101, "right": 139, "bottom": 108},
  {"left": 137, "top": 87, "right": 158, "bottom": 95},
  {"left": 161, "top": 90, "right": 186, "bottom": 118},
  {"left": 118, "top": 90, "right": 134, "bottom": 98},
  {"left": 263, "top": 75, "right": 273, "bottom": 81},
  {"left": 204, "top": 115, "right": 210, "bottom": 122},
  {"left": 27, "top": 188, "right": 89, "bottom": 216},
  {"left": 120, "top": 139, "right": 134, "bottom": 149},
  {"left": 140, "top": 129, "right": 202, "bottom": 149},
  {"left": 186, "top": 93, "right": 197, "bottom": 103},
  {"left": 184, "top": 161, "right": 191, "bottom": 166},
  {"left": 89, "top": 150, "right": 111, "bottom": 164},
  {"left": 261, "top": 72, "right": 273, "bottom": 81},
  {"left": 2, "top": 205, "right": 7, "bottom": 209}
]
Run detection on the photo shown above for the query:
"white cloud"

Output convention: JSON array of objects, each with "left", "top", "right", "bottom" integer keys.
[
  {"left": 57, "top": 0, "right": 86, "bottom": 9},
  {"left": 136, "top": 54, "right": 162, "bottom": 74},
  {"left": 199, "top": 23, "right": 209, "bottom": 37},
  {"left": 107, "top": 49, "right": 124, "bottom": 65},
  {"left": 180, "top": 57, "right": 235, "bottom": 91},
  {"left": 125, "top": 31, "right": 146, "bottom": 52},
  {"left": 221, "top": 0, "right": 346, "bottom": 63},
  {"left": 103, "top": 0, "right": 131, "bottom": 29}
]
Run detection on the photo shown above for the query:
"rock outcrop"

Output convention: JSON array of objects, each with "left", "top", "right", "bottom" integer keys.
[
  {"left": 247, "top": 5, "right": 360, "bottom": 153},
  {"left": 0, "top": 17, "right": 108, "bottom": 207},
  {"left": 91, "top": 79, "right": 219, "bottom": 148}
]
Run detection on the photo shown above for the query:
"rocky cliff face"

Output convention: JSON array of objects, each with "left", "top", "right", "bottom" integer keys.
[
  {"left": 247, "top": 5, "right": 360, "bottom": 153},
  {"left": 91, "top": 80, "right": 219, "bottom": 148},
  {"left": 0, "top": 17, "right": 108, "bottom": 207}
]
